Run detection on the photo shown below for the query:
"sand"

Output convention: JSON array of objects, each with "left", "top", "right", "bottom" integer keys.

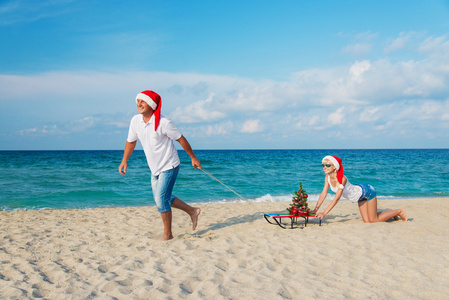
[{"left": 1, "top": 198, "right": 448, "bottom": 299}]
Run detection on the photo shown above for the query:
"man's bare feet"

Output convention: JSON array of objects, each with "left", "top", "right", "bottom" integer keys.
[
  {"left": 398, "top": 208, "right": 407, "bottom": 222},
  {"left": 190, "top": 207, "right": 201, "bottom": 230},
  {"left": 161, "top": 234, "right": 174, "bottom": 241}
]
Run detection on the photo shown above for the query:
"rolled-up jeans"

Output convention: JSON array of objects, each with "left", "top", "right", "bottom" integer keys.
[
  {"left": 151, "top": 165, "right": 179, "bottom": 213},
  {"left": 357, "top": 184, "right": 376, "bottom": 202}
]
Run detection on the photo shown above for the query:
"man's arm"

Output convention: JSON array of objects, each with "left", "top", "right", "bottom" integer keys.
[
  {"left": 118, "top": 141, "right": 137, "bottom": 175},
  {"left": 177, "top": 135, "right": 201, "bottom": 169}
]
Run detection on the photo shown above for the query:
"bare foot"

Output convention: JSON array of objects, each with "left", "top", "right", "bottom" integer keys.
[
  {"left": 161, "top": 234, "right": 174, "bottom": 241},
  {"left": 190, "top": 207, "right": 201, "bottom": 230},
  {"left": 398, "top": 208, "right": 407, "bottom": 222}
]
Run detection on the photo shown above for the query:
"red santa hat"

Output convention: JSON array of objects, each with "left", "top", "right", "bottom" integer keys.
[
  {"left": 322, "top": 155, "right": 344, "bottom": 189},
  {"left": 135, "top": 90, "right": 161, "bottom": 131}
]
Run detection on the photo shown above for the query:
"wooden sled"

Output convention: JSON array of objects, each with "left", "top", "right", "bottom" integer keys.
[{"left": 264, "top": 212, "right": 321, "bottom": 229}]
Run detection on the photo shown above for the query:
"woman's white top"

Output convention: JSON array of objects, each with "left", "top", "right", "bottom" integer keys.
[{"left": 328, "top": 175, "right": 362, "bottom": 203}]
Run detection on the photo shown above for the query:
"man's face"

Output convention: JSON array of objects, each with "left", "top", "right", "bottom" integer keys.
[{"left": 136, "top": 99, "right": 153, "bottom": 115}]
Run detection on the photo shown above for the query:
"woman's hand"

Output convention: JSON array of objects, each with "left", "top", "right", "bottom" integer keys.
[{"left": 316, "top": 212, "right": 326, "bottom": 220}]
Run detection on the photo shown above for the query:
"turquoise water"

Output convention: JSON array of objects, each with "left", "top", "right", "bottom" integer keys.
[{"left": 1, "top": 149, "right": 448, "bottom": 211}]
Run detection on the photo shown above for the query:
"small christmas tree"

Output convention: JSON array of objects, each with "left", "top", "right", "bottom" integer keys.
[{"left": 287, "top": 182, "right": 314, "bottom": 216}]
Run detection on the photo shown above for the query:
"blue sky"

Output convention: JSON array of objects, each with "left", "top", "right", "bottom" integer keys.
[{"left": 1, "top": 0, "right": 449, "bottom": 150}]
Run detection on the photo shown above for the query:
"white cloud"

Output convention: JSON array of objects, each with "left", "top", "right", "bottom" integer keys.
[
  {"left": 308, "top": 115, "right": 320, "bottom": 126},
  {"left": 296, "top": 115, "right": 321, "bottom": 130},
  {"left": 417, "top": 101, "right": 442, "bottom": 120},
  {"left": 169, "top": 94, "right": 226, "bottom": 124},
  {"left": 354, "top": 32, "right": 378, "bottom": 41},
  {"left": 374, "top": 122, "right": 391, "bottom": 131},
  {"left": 384, "top": 32, "right": 423, "bottom": 53},
  {"left": 240, "top": 119, "right": 263, "bottom": 133},
  {"left": 14, "top": 114, "right": 130, "bottom": 137},
  {"left": 419, "top": 35, "right": 449, "bottom": 67},
  {"left": 419, "top": 35, "right": 449, "bottom": 54},
  {"left": 343, "top": 43, "right": 372, "bottom": 55},
  {"left": 359, "top": 106, "right": 381, "bottom": 122},
  {"left": 349, "top": 60, "right": 371, "bottom": 82},
  {"left": 341, "top": 32, "right": 378, "bottom": 56},
  {"left": 18, "top": 124, "right": 65, "bottom": 136},
  {"left": 205, "top": 121, "right": 234, "bottom": 136},
  {"left": 71, "top": 117, "right": 96, "bottom": 132},
  {"left": 327, "top": 107, "right": 345, "bottom": 125}
]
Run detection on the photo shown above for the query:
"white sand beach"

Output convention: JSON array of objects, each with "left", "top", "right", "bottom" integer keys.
[{"left": 1, "top": 198, "right": 448, "bottom": 299}]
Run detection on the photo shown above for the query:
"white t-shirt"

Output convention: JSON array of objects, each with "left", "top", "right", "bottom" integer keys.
[
  {"left": 127, "top": 114, "right": 182, "bottom": 176},
  {"left": 328, "top": 175, "right": 363, "bottom": 203}
]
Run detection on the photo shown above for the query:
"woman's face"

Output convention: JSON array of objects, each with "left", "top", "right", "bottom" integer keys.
[{"left": 322, "top": 160, "right": 336, "bottom": 175}]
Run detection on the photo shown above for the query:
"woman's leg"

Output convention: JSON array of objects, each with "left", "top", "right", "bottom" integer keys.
[
  {"left": 359, "top": 197, "right": 407, "bottom": 222},
  {"left": 358, "top": 200, "right": 370, "bottom": 223}
]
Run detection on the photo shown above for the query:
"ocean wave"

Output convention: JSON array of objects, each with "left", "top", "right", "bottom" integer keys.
[
  {"left": 192, "top": 193, "right": 418, "bottom": 206},
  {"left": 192, "top": 193, "right": 329, "bottom": 205}
]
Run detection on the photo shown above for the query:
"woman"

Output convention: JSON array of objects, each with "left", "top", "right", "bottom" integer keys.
[{"left": 312, "top": 155, "right": 407, "bottom": 223}]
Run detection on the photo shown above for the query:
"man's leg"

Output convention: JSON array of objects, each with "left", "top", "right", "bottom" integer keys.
[
  {"left": 171, "top": 197, "right": 201, "bottom": 230},
  {"left": 160, "top": 210, "right": 173, "bottom": 240},
  {"left": 152, "top": 170, "right": 177, "bottom": 240}
]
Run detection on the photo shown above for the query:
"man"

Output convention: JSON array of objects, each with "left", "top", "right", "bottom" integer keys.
[{"left": 118, "top": 90, "right": 201, "bottom": 240}]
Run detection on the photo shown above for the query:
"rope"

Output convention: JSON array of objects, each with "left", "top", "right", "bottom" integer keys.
[{"left": 199, "top": 168, "right": 247, "bottom": 201}]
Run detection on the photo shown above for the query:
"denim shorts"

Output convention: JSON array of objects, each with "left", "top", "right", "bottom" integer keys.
[
  {"left": 357, "top": 184, "right": 376, "bottom": 202},
  {"left": 151, "top": 165, "right": 179, "bottom": 213}
]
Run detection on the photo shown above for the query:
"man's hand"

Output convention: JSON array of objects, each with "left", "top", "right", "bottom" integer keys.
[
  {"left": 118, "top": 141, "right": 136, "bottom": 175},
  {"left": 191, "top": 157, "right": 202, "bottom": 169},
  {"left": 118, "top": 161, "right": 127, "bottom": 175}
]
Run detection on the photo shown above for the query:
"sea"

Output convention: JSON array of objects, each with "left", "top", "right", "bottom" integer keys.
[{"left": 1, "top": 149, "right": 448, "bottom": 211}]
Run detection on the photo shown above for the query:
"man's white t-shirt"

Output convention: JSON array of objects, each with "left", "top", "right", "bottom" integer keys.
[{"left": 127, "top": 114, "right": 182, "bottom": 176}]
